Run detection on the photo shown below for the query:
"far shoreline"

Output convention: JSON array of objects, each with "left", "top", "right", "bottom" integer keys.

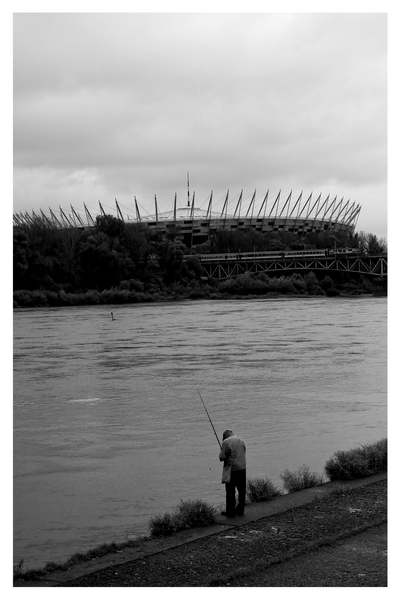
[{"left": 13, "top": 289, "right": 386, "bottom": 311}]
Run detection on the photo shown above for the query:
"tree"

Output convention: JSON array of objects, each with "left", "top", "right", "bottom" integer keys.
[
  {"left": 13, "top": 230, "right": 29, "bottom": 288},
  {"left": 157, "top": 240, "right": 186, "bottom": 283},
  {"left": 356, "top": 231, "right": 386, "bottom": 254},
  {"left": 96, "top": 215, "right": 125, "bottom": 237},
  {"left": 367, "top": 233, "right": 386, "bottom": 254}
]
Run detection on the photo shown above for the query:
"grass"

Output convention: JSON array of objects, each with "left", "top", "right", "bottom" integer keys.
[
  {"left": 247, "top": 477, "right": 282, "bottom": 502},
  {"left": 13, "top": 537, "right": 146, "bottom": 581},
  {"left": 325, "top": 438, "right": 387, "bottom": 481},
  {"left": 281, "top": 465, "right": 324, "bottom": 493},
  {"left": 150, "top": 499, "right": 217, "bottom": 537},
  {"left": 13, "top": 559, "right": 25, "bottom": 578}
]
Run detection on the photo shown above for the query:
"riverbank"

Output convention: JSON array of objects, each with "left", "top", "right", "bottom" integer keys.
[
  {"left": 13, "top": 284, "right": 385, "bottom": 309},
  {"left": 14, "top": 474, "right": 386, "bottom": 587}
]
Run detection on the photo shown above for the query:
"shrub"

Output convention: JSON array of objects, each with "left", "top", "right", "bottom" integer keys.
[
  {"left": 149, "top": 499, "right": 216, "bottom": 537},
  {"left": 175, "top": 499, "right": 217, "bottom": 528},
  {"left": 119, "top": 278, "right": 144, "bottom": 292},
  {"left": 188, "top": 286, "right": 208, "bottom": 299},
  {"left": 13, "top": 559, "right": 24, "bottom": 578},
  {"left": 325, "top": 438, "right": 387, "bottom": 481},
  {"left": 14, "top": 290, "right": 35, "bottom": 307},
  {"left": 265, "top": 276, "right": 280, "bottom": 292},
  {"left": 247, "top": 478, "right": 282, "bottom": 502},
  {"left": 362, "top": 439, "right": 387, "bottom": 472},
  {"left": 290, "top": 273, "right": 307, "bottom": 293},
  {"left": 276, "top": 277, "right": 296, "bottom": 294},
  {"left": 149, "top": 512, "right": 177, "bottom": 537},
  {"left": 326, "top": 287, "right": 340, "bottom": 296},
  {"left": 218, "top": 278, "right": 238, "bottom": 293},
  {"left": 281, "top": 465, "right": 324, "bottom": 493},
  {"left": 304, "top": 272, "right": 323, "bottom": 295},
  {"left": 321, "top": 275, "right": 340, "bottom": 296}
]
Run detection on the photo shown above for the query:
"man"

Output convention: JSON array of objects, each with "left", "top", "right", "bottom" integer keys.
[{"left": 219, "top": 429, "right": 246, "bottom": 517}]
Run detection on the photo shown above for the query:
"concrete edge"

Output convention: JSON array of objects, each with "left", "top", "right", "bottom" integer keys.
[{"left": 16, "top": 472, "right": 387, "bottom": 587}]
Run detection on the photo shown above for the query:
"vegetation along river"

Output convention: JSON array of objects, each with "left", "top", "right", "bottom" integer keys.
[{"left": 13, "top": 297, "right": 386, "bottom": 569}]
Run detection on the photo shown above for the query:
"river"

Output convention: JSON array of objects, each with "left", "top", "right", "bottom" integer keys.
[{"left": 13, "top": 297, "right": 386, "bottom": 569}]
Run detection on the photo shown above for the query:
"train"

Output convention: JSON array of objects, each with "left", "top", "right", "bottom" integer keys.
[{"left": 185, "top": 247, "right": 363, "bottom": 262}]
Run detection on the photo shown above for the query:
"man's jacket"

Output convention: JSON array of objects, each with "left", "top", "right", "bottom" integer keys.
[{"left": 219, "top": 435, "right": 246, "bottom": 471}]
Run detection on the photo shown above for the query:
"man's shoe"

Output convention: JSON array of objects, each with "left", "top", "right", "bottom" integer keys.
[{"left": 221, "top": 511, "right": 235, "bottom": 517}]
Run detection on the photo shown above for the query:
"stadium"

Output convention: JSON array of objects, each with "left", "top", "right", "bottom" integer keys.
[{"left": 13, "top": 188, "right": 361, "bottom": 248}]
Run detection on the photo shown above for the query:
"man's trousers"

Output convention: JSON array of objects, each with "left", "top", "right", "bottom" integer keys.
[{"left": 225, "top": 469, "right": 246, "bottom": 516}]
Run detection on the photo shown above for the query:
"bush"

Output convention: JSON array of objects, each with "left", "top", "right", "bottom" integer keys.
[
  {"left": 149, "top": 499, "right": 216, "bottom": 537},
  {"left": 290, "top": 273, "right": 307, "bottom": 293},
  {"left": 362, "top": 439, "right": 387, "bottom": 472},
  {"left": 175, "top": 499, "right": 217, "bottom": 528},
  {"left": 188, "top": 286, "right": 209, "bottom": 299},
  {"left": 276, "top": 276, "right": 296, "bottom": 294},
  {"left": 325, "top": 439, "right": 387, "bottom": 481},
  {"left": 14, "top": 289, "right": 51, "bottom": 307},
  {"left": 14, "top": 290, "right": 35, "bottom": 307},
  {"left": 321, "top": 275, "right": 340, "bottom": 296},
  {"left": 304, "top": 272, "right": 323, "bottom": 295},
  {"left": 325, "top": 287, "right": 340, "bottom": 297},
  {"left": 13, "top": 560, "right": 24, "bottom": 578},
  {"left": 247, "top": 478, "right": 282, "bottom": 503},
  {"left": 149, "top": 512, "right": 177, "bottom": 537},
  {"left": 281, "top": 465, "right": 324, "bottom": 493},
  {"left": 218, "top": 272, "right": 269, "bottom": 295},
  {"left": 119, "top": 278, "right": 144, "bottom": 292}
]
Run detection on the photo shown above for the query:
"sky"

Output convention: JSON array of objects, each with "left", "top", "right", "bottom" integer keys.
[{"left": 13, "top": 13, "right": 387, "bottom": 237}]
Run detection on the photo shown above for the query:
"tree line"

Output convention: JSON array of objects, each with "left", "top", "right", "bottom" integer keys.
[{"left": 13, "top": 215, "right": 386, "bottom": 307}]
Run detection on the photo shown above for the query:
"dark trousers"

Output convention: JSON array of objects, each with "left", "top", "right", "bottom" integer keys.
[{"left": 225, "top": 469, "right": 246, "bottom": 516}]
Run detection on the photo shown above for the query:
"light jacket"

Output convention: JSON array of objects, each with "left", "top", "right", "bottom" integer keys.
[{"left": 219, "top": 435, "right": 246, "bottom": 471}]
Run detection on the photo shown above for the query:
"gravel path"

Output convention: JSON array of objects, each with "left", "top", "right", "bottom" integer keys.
[
  {"left": 63, "top": 478, "right": 386, "bottom": 587},
  {"left": 229, "top": 523, "right": 387, "bottom": 586}
]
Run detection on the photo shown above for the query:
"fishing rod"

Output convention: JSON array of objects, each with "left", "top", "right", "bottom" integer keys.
[{"left": 198, "top": 391, "right": 222, "bottom": 449}]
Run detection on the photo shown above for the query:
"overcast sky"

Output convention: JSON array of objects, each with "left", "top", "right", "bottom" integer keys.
[{"left": 13, "top": 13, "right": 386, "bottom": 237}]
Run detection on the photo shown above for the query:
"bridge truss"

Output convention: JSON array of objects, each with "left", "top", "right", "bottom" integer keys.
[{"left": 198, "top": 254, "right": 387, "bottom": 279}]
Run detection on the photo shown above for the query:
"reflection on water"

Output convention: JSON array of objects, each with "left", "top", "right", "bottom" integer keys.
[{"left": 14, "top": 297, "right": 386, "bottom": 568}]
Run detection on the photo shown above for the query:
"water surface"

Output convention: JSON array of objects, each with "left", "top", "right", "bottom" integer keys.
[{"left": 14, "top": 297, "right": 386, "bottom": 568}]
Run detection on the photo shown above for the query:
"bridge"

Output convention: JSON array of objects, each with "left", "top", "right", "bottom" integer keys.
[{"left": 189, "top": 250, "right": 387, "bottom": 280}]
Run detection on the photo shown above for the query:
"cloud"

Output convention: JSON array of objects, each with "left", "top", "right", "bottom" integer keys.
[{"left": 13, "top": 13, "right": 387, "bottom": 237}]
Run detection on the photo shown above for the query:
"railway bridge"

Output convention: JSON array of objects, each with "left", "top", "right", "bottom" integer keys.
[{"left": 189, "top": 249, "right": 387, "bottom": 280}]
